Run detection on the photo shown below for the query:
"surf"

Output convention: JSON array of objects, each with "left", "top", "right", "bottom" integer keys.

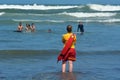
[
  {"left": 61, "top": 12, "right": 116, "bottom": 18},
  {"left": 0, "top": 4, "right": 78, "bottom": 10},
  {"left": 88, "top": 4, "right": 120, "bottom": 11},
  {"left": 0, "top": 12, "right": 5, "bottom": 16}
]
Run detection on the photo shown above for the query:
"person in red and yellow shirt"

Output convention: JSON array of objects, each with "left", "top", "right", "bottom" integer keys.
[{"left": 62, "top": 25, "right": 76, "bottom": 72}]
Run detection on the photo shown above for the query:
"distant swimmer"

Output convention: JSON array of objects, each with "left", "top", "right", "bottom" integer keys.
[
  {"left": 17, "top": 22, "right": 23, "bottom": 32},
  {"left": 31, "top": 23, "right": 36, "bottom": 32},
  {"left": 48, "top": 29, "right": 52, "bottom": 33},
  {"left": 77, "top": 22, "right": 84, "bottom": 35},
  {"left": 25, "top": 24, "right": 31, "bottom": 32}
]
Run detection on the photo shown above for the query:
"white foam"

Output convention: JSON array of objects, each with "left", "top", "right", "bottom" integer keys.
[
  {"left": 88, "top": 4, "right": 120, "bottom": 11},
  {"left": 79, "top": 19, "right": 120, "bottom": 23},
  {"left": 61, "top": 12, "right": 116, "bottom": 18},
  {"left": 99, "top": 19, "right": 120, "bottom": 23},
  {"left": 0, "top": 12, "right": 5, "bottom": 16},
  {"left": 0, "top": 4, "right": 78, "bottom": 10},
  {"left": 12, "top": 19, "right": 64, "bottom": 23}
]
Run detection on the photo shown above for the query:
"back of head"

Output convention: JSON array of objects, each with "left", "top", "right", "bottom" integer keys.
[
  {"left": 66, "top": 25, "right": 72, "bottom": 33},
  {"left": 19, "top": 22, "right": 22, "bottom": 26},
  {"left": 31, "top": 23, "right": 34, "bottom": 25},
  {"left": 79, "top": 22, "right": 83, "bottom": 24}
]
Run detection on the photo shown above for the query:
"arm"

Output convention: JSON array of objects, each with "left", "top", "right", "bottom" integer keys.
[{"left": 62, "top": 36, "right": 66, "bottom": 44}]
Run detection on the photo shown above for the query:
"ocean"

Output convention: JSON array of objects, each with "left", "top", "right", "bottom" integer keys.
[{"left": 0, "top": 4, "right": 120, "bottom": 80}]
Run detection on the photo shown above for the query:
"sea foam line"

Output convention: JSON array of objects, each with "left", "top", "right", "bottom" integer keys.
[
  {"left": 82, "top": 19, "right": 120, "bottom": 23},
  {"left": 0, "top": 4, "right": 78, "bottom": 10},
  {"left": 99, "top": 19, "right": 120, "bottom": 23},
  {"left": 12, "top": 18, "right": 120, "bottom": 23},
  {"left": 61, "top": 12, "right": 116, "bottom": 18},
  {"left": 0, "top": 12, "right": 5, "bottom": 16},
  {"left": 12, "top": 19, "right": 65, "bottom": 23},
  {"left": 0, "top": 4, "right": 120, "bottom": 11},
  {"left": 10, "top": 12, "right": 116, "bottom": 18}
]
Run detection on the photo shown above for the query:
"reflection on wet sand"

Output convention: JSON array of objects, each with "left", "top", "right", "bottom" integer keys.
[
  {"left": 61, "top": 72, "right": 76, "bottom": 80},
  {"left": 32, "top": 72, "right": 83, "bottom": 80}
]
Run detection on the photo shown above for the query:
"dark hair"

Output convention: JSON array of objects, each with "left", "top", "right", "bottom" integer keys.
[
  {"left": 31, "top": 23, "right": 34, "bottom": 25},
  {"left": 19, "top": 22, "right": 22, "bottom": 25},
  {"left": 66, "top": 25, "right": 72, "bottom": 33}
]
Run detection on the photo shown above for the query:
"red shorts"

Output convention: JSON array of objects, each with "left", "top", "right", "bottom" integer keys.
[{"left": 67, "top": 48, "right": 76, "bottom": 61}]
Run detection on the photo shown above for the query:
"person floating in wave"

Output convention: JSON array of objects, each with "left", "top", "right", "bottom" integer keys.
[
  {"left": 47, "top": 29, "right": 52, "bottom": 33},
  {"left": 61, "top": 25, "right": 77, "bottom": 72},
  {"left": 17, "top": 22, "right": 23, "bottom": 32},
  {"left": 77, "top": 22, "right": 84, "bottom": 35},
  {"left": 31, "top": 23, "right": 36, "bottom": 32}
]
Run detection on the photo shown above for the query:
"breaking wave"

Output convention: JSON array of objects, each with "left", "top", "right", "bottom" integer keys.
[
  {"left": 61, "top": 12, "right": 116, "bottom": 18},
  {"left": 0, "top": 4, "right": 78, "bottom": 10},
  {"left": 0, "top": 4, "right": 120, "bottom": 11},
  {"left": 0, "top": 4, "right": 120, "bottom": 23},
  {"left": 88, "top": 4, "right": 120, "bottom": 11},
  {"left": 0, "top": 12, "right": 5, "bottom": 16}
]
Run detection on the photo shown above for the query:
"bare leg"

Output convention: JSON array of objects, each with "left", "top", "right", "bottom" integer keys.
[
  {"left": 62, "top": 61, "right": 66, "bottom": 72},
  {"left": 68, "top": 60, "right": 73, "bottom": 72}
]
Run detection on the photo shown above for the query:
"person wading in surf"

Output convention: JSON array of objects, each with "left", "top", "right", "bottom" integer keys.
[
  {"left": 77, "top": 22, "right": 84, "bottom": 35},
  {"left": 61, "top": 25, "right": 77, "bottom": 72},
  {"left": 31, "top": 23, "right": 36, "bottom": 32},
  {"left": 17, "top": 22, "right": 23, "bottom": 32}
]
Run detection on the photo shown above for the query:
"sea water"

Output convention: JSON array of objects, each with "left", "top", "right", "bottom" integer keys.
[{"left": 0, "top": 4, "right": 120, "bottom": 80}]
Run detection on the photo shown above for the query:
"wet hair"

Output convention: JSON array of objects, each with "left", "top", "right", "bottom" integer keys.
[
  {"left": 79, "top": 22, "right": 83, "bottom": 25},
  {"left": 19, "top": 22, "right": 22, "bottom": 25},
  {"left": 31, "top": 23, "right": 34, "bottom": 25},
  {"left": 66, "top": 25, "right": 72, "bottom": 33}
]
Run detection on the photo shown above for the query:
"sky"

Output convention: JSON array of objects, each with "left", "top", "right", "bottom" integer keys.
[{"left": 0, "top": 0, "right": 119, "bottom": 4}]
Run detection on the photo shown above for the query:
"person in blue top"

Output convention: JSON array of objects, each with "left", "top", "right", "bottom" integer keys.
[{"left": 77, "top": 22, "right": 84, "bottom": 34}]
